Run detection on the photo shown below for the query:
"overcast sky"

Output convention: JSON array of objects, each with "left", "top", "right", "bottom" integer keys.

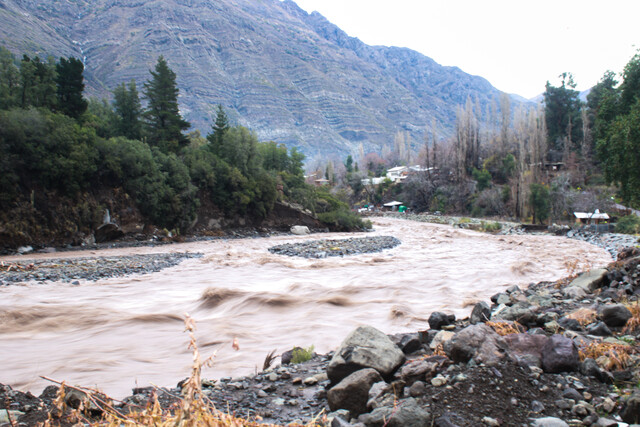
[{"left": 291, "top": 0, "right": 639, "bottom": 99}]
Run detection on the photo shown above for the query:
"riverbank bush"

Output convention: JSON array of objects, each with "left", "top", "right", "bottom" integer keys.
[{"left": 616, "top": 215, "right": 640, "bottom": 235}]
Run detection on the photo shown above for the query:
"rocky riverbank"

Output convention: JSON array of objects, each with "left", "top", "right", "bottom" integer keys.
[
  {"left": 268, "top": 236, "right": 401, "bottom": 259},
  {"left": 0, "top": 253, "right": 203, "bottom": 285},
  {"left": 3, "top": 247, "right": 640, "bottom": 426}
]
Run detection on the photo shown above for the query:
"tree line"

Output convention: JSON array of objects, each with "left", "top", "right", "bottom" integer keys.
[
  {"left": 311, "top": 50, "right": 640, "bottom": 224},
  {"left": 0, "top": 47, "right": 369, "bottom": 237}
]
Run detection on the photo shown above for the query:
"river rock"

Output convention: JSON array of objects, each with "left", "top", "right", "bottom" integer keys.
[
  {"left": 428, "top": 312, "right": 455, "bottom": 330},
  {"left": 357, "top": 397, "right": 430, "bottom": 427},
  {"left": 562, "top": 286, "right": 587, "bottom": 299},
  {"left": 531, "top": 417, "right": 569, "bottom": 427},
  {"left": 95, "top": 223, "right": 124, "bottom": 243},
  {"left": 327, "top": 368, "right": 382, "bottom": 416},
  {"left": 540, "top": 335, "right": 580, "bottom": 373},
  {"left": 494, "top": 303, "right": 536, "bottom": 325},
  {"left": 430, "top": 330, "right": 455, "bottom": 349},
  {"left": 328, "top": 326, "right": 405, "bottom": 384},
  {"left": 569, "top": 269, "right": 608, "bottom": 293},
  {"left": 290, "top": 225, "right": 310, "bottom": 235},
  {"left": 446, "top": 324, "right": 507, "bottom": 365},
  {"left": 504, "top": 333, "right": 549, "bottom": 367},
  {"left": 621, "top": 391, "right": 640, "bottom": 424},
  {"left": 586, "top": 321, "right": 612, "bottom": 336},
  {"left": 470, "top": 301, "right": 491, "bottom": 324},
  {"left": 599, "top": 304, "right": 632, "bottom": 327}
]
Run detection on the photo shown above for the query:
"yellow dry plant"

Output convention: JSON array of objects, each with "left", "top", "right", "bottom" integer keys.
[
  {"left": 565, "top": 308, "right": 598, "bottom": 327},
  {"left": 623, "top": 302, "right": 640, "bottom": 333},
  {"left": 579, "top": 341, "right": 633, "bottom": 371},
  {"left": 486, "top": 321, "right": 524, "bottom": 336}
]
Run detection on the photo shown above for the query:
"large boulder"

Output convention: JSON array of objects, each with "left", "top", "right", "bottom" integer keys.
[
  {"left": 621, "top": 391, "right": 640, "bottom": 424},
  {"left": 540, "top": 335, "right": 580, "bottom": 373},
  {"left": 328, "top": 326, "right": 405, "bottom": 384},
  {"left": 569, "top": 269, "right": 608, "bottom": 293},
  {"left": 470, "top": 301, "right": 491, "bottom": 324},
  {"left": 327, "top": 368, "right": 382, "bottom": 417},
  {"left": 95, "top": 223, "right": 124, "bottom": 243},
  {"left": 428, "top": 312, "right": 455, "bottom": 330},
  {"left": 494, "top": 303, "right": 536, "bottom": 326},
  {"left": 446, "top": 324, "right": 507, "bottom": 365},
  {"left": 599, "top": 304, "right": 632, "bottom": 327},
  {"left": 504, "top": 333, "right": 549, "bottom": 368},
  {"left": 290, "top": 225, "right": 310, "bottom": 235},
  {"left": 358, "top": 397, "right": 430, "bottom": 427}
]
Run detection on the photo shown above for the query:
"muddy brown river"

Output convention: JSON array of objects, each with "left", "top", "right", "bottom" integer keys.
[{"left": 0, "top": 218, "right": 612, "bottom": 398}]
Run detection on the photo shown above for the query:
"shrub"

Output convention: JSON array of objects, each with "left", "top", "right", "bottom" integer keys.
[
  {"left": 291, "top": 345, "right": 315, "bottom": 364},
  {"left": 616, "top": 215, "right": 640, "bottom": 234}
]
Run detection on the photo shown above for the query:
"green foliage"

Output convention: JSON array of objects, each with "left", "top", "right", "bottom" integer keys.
[
  {"left": 84, "top": 97, "right": 117, "bottom": 138},
  {"left": 113, "top": 80, "right": 142, "bottom": 140},
  {"left": 56, "top": 57, "right": 88, "bottom": 118},
  {"left": 0, "top": 47, "right": 20, "bottom": 109},
  {"left": 615, "top": 215, "right": 640, "bottom": 235},
  {"left": 472, "top": 167, "right": 492, "bottom": 191},
  {"left": 544, "top": 72, "right": 583, "bottom": 153},
  {"left": 0, "top": 108, "right": 98, "bottom": 198},
  {"left": 529, "top": 183, "right": 550, "bottom": 224},
  {"left": 345, "top": 154, "right": 353, "bottom": 173},
  {"left": 595, "top": 53, "right": 640, "bottom": 207},
  {"left": 20, "top": 55, "right": 57, "bottom": 110},
  {"left": 314, "top": 189, "right": 371, "bottom": 231},
  {"left": 143, "top": 56, "right": 190, "bottom": 153},
  {"left": 481, "top": 221, "right": 502, "bottom": 232},
  {"left": 291, "top": 346, "right": 315, "bottom": 364},
  {"left": 208, "top": 104, "right": 229, "bottom": 153},
  {"left": 97, "top": 137, "right": 198, "bottom": 229},
  {"left": 215, "top": 126, "right": 259, "bottom": 177}
]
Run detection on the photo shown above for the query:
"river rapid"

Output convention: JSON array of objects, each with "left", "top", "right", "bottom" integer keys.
[{"left": 0, "top": 217, "right": 612, "bottom": 398}]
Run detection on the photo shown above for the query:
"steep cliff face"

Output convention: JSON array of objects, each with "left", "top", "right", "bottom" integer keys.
[{"left": 2, "top": 0, "right": 516, "bottom": 159}]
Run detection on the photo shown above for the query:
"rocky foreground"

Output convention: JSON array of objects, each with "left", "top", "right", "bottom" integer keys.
[{"left": 3, "top": 247, "right": 640, "bottom": 426}]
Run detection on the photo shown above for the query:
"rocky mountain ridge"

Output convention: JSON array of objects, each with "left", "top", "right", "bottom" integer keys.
[{"left": 1, "top": 0, "right": 520, "bottom": 159}]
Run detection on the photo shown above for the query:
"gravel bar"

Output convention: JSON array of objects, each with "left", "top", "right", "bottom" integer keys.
[
  {"left": 268, "top": 236, "right": 401, "bottom": 258},
  {"left": 0, "top": 252, "right": 203, "bottom": 284}
]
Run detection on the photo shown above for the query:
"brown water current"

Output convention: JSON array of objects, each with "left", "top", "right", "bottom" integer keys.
[{"left": 0, "top": 218, "right": 612, "bottom": 398}]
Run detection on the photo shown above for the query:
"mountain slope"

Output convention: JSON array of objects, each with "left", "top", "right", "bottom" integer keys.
[{"left": 2, "top": 0, "right": 516, "bottom": 159}]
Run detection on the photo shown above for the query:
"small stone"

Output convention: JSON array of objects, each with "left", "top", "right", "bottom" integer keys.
[
  {"left": 303, "top": 376, "right": 318, "bottom": 385},
  {"left": 482, "top": 416, "right": 500, "bottom": 426},
  {"left": 273, "top": 397, "right": 286, "bottom": 406},
  {"left": 409, "top": 381, "right": 426, "bottom": 397},
  {"left": 286, "top": 399, "right": 298, "bottom": 406},
  {"left": 257, "top": 390, "right": 268, "bottom": 398},
  {"left": 431, "top": 375, "right": 447, "bottom": 387},
  {"left": 292, "top": 377, "right": 302, "bottom": 384},
  {"left": 531, "top": 400, "right": 545, "bottom": 413},
  {"left": 267, "top": 373, "right": 278, "bottom": 381},
  {"left": 601, "top": 397, "right": 615, "bottom": 413}
]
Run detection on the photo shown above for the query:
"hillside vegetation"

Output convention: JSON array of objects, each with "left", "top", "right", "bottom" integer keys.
[{"left": 0, "top": 48, "right": 369, "bottom": 250}]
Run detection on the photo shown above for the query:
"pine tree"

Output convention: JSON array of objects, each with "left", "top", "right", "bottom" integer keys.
[
  {"left": 207, "top": 104, "right": 229, "bottom": 154},
  {"left": 56, "top": 57, "right": 87, "bottom": 118},
  {"left": 143, "top": 56, "right": 190, "bottom": 153},
  {"left": 113, "top": 79, "right": 142, "bottom": 140}
]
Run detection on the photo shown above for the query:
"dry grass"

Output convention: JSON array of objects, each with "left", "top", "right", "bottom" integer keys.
[
  {"left": 431, "top": 344, "right": 447, "bottom": 357},
  {"left": 486, "top": 321, "right": 525, "bottom": 336},
  {"left": 42, "top": 315, "right": 323, "bottom": 426},
  {"left": 623, "top": 302, "right": 640, "bottom": 333},
  {"left": 565, "top": 308, "right": 598, "bottom": 326},
  {"left": 579, "top": 340, "right": 634, "bottom": 371}
]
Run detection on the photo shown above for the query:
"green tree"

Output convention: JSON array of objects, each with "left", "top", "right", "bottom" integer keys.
[
  {"left": 529, "top": 183, "right": 550, "bottom": 224},
  {"left": 619, "top": 52, "right": 640, "bottom": 114},
  {"left": 345, "top": 154, "right": 354, "bottom": 173},
  {"left": 56, "top": 57, "right": 87, "bottom": 118},
  {"left": 84, "top": 97, "right": 116, "bottom": 138},
  {"left": 207, "top": 104, "right": 229, "bottom": 154},
  {"left": 143, "top": 56, "right": 190, "bottom": 153},
  {"left": 20, "top": 55, "right": 57, "bottom": 110},
  {"left": 0, "top": 47, "right": 20, "bottom": 109},
  {"left": 217, "top": 126, "right": 259, "bottom": 177},
  {"left": 113, "top": 80, "right": 142, "bottom": 140},
  {"left": 544, "top": 72, "right": 582, "bottom": 156}
]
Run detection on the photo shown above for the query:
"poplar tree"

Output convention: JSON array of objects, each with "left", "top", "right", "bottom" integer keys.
[{"left": 143, "top": 56, "right": 190, "bottom": 153}]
